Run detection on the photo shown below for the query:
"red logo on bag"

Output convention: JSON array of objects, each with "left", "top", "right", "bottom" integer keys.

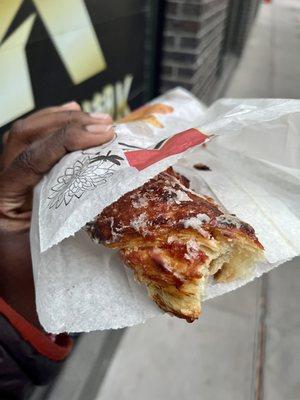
[{"left": 125, "top": 128, "right": 208, "bottom": 170}]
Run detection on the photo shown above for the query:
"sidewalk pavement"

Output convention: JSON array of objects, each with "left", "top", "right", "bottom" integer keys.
[{"left": 96, "top": 1, "right": 300, "bottom": 399}]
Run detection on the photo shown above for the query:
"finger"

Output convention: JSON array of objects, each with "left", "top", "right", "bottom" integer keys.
[
  {"left": 27, "top": 101, "right": 81, "bottom": 121},
  {"left": 3, "top": 111, "right": 112, "bottom": 167},
  {"left": 8, "top": 110, "right": 112, "bottom": 143},
  {"left": 1, "top": 102, "right": 80, "bottom": 149},
  {"left": 1, "top": 124, "right": 115, "bottom": 195},
  {"left": 1, "top": 103, "right": 81, "bottom": 170}
]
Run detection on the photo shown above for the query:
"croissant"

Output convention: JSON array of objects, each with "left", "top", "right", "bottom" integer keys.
[{"left": 87, "top": 168, "right": 264, "bottom": 322}]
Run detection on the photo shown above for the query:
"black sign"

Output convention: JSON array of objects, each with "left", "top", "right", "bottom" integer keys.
[{"left": 0, "top": 0, "right": 161, "bottom": 136}]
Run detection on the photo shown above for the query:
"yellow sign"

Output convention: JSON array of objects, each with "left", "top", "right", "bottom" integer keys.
[
  {"left": 0, "top": 0, "right": 107, "bottom": 127},
  {"left": 33, "top": 0, "right": 106, "bottom": 84},
  {"left": 82, "top": 74, "right": 133, "bottom": 119},
  {"left": 0, "top": 13, "right": 36, "bottom": 127}
]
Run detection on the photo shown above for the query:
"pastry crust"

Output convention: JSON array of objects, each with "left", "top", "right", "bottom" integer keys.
[
  {"left": 119, "top": 103, "right": 173, "bottom": 127},
  {"left": 87, "top": 168, "right": 264, "bottom": 322}
]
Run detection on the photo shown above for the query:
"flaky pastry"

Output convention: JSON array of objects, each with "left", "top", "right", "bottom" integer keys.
[
  {"left": 87, "top": 168, "right": 264, "bottom": 322},
  {"left": 119, "top": 103, "right": 173, "bottom": 127}
]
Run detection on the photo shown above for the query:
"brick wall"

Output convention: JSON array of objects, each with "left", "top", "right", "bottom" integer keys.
[
  {"left": 159, "top": 0, "right": 260, "bottom": 103},
  {"left": 160, "top": 0, "right": 230, "bottom": 103}
]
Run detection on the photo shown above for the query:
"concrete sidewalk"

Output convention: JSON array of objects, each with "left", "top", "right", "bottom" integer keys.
[
  {"left": 97, "top": 2, "right": 300, "bottom": 399},
  {"left": 226, "top": 0, "right": 300, "bottom": 99}
]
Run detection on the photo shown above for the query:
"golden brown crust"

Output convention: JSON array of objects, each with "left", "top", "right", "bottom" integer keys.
[
  {"left": 119, "top": 103, "right": 174, "bottom": 127},
  {"left": 88, "top": 169, "right": 262, "bottom": 249},
  {"left": 151, "top": 292, "right": 199, "bottom": 323},
  {"left": 119, "top": 232, "right": 207, "bottom": 288},
  {"left": 87, "top": 168, "right": 264, "bottom": 322}
]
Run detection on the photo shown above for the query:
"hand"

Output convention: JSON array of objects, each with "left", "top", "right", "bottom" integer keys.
[
  {"left": 0, "top": 102, "right": 113, "bottom": 327},
  {"left": 0, "top": 102, "right": 114, "bottom": 232}
]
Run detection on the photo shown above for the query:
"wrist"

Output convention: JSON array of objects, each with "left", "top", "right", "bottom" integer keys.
[{"left": 0, "top": 229, "right": 41, "bottom": 328}]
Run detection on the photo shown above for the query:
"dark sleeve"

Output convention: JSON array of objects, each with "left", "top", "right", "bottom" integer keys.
[{"left": 0, "top": 299, "right": 72, "bottom": 400}]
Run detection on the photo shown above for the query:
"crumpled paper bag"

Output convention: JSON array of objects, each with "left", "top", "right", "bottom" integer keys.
[{"left": 30, "top": 89, "right": 300, "bottom": 333}]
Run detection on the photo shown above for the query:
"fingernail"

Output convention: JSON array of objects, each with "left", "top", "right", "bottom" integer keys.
[
  {"left": 62, "top": 101, "right": 80, "bottom": 109},
  {"left": 90, "top": 112, "right": 111, "bottom": 120},
  {"left": 86, "top": 124, "right": 112, "bottom": 133}
]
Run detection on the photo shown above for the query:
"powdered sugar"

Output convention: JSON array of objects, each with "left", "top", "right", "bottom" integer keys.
[
  {"left": 164, "top": 186, "right": 193, "bottom": 205},
  {"left": 187, "top": 238, "right": 200, "bottom": 252},
  {"left": 183, "top": 213, "right": 210, "bottom": 228},
  {"left": 182, "top": 213, "right": 211, "bottom": 238},
  {"left": 130, "top": 213, "right": 149, "bottom": 234},
  {"left": 185, "top": 238, "right": 201, "bottom": 260},
  {"left": 132, "top": 195, "right": 149, "bottom": 209},
  {"left": 173, "top": 190, "right": 192, "bottom": 204},
  {"left": 167, "top": 235, "right": 178, "bottom": 244},
  {"left": 107, "top": 217, "right": 122, "bottom": 243}
]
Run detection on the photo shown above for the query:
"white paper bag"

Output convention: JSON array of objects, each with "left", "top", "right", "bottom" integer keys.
[{"left": 30, "top": 89, "right": 300, "bottom": 333}]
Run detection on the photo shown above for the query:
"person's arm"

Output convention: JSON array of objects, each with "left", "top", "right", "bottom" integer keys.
[
  {"left": 0, "top": 102, "right": 113, "bottom": 399},
  {"left": 0, "top": 301, "right": 71, "bottom": 399}
]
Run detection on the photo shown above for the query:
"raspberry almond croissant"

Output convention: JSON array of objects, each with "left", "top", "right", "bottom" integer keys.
[{"left": 87, "top": 168, "right": 264, "bottom": 322}]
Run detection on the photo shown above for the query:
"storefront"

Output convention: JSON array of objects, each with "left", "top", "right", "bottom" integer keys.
[{"left": 0, "top": 0, "right": 163, "bottom": 137}]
